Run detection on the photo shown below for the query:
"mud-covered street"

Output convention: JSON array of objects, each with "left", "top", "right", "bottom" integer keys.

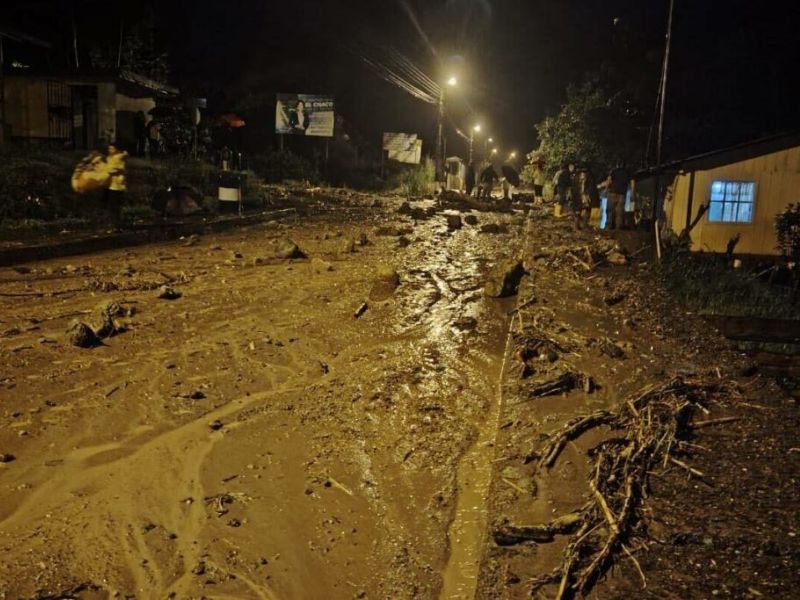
[
  {"left": 0, "top": 194, "right": 524, "bottom": 599},
  {"left": 1, "top": 194, "right": 799, "bottom": 599}
]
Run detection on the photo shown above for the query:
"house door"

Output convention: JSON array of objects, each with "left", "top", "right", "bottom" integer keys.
[{"left": 71, "top": 85, "right": 98, "bottom": 150}]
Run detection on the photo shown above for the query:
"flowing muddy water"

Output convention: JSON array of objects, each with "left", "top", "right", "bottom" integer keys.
[
  {"left": 0, "top": 198, "right": 526, "bottom": 598},
  {"left": 440, "top": 213, "right": 534, "bottom": 600}
]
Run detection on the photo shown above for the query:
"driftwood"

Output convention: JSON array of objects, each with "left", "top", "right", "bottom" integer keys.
[{"left": 520, "top": 377, "right": 738, "bottom": 599}]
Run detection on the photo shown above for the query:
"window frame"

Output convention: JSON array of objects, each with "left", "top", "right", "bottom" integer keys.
[{"left": 706, "top": 179, "right": 757, "bottom": 225}]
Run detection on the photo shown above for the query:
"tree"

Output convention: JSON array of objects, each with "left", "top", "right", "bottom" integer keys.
[
  {"left": 89, "top": 10, "right": 169, "bottom": 83},
  {"left": 523, "top": 80, "right": 645, "bottom": 181}
]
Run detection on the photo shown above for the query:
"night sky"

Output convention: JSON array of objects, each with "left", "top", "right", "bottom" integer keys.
[{"left": 4, "top": 0, "right": 800, "bottom": 162}]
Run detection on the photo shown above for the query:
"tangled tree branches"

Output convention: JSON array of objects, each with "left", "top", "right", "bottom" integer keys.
[{"left": 502, "top": 377, "right": 740, "bottom": 599}]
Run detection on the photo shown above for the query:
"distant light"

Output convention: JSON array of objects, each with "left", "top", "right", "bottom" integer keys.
[
  {"left": 473, "top": 124, "right": 481, "bottom": 132},
  {"left": 509, "top": 151, "right": 517, "bottom": 159},
  {"left": 491, "top": 148, "right": 498, "bottom": 154},
  {"left": 447, "top": 76, "right": 458, "bottom": 86},
  {"left": 488, "top": 137, "right": 494, "bottom": 143}
]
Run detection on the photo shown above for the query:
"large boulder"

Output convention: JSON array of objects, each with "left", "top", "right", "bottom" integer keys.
[{"left": 484, "top": 259, "right": 526, "bottom": 298}]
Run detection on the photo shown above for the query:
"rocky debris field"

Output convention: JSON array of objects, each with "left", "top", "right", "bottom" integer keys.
[
  {"left": 477, "top": 207, "right": 800, "bottom": 599},
  {"left": 0, "top": 190, "right": 798, "bottom": 600}
]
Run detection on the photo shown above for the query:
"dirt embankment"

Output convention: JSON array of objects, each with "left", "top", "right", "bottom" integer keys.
[
  {"left": 477, "top": 208, "right": 800, "bottom": 599},
  {"left": 0, "top": 193, "right": 525, "bottom": 599}
]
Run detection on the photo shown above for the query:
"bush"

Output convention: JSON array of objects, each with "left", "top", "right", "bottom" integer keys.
[
  {"left": 397, "top": 158, "right": 435, "bottom": 197},
  {"left": 249, "top": 151, "right": 320, "bottom": 184}
]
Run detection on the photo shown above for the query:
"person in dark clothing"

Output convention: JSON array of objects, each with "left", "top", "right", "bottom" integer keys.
[
  {"left": 603, "top": 163, "right": 630, "bottom": 230},
  {"left": 465, "top": 163, "right": 476, "bottom": 196},
  {"left": 479, "top": 164, "right": 499, "bottom": 199},
  {"left": 553, "top": 162, "right": 571, "bottom": 216}
]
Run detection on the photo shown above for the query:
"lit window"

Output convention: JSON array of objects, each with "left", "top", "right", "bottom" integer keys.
[{"left": 708, "top": 180, "right": 755, "bottom": 223}]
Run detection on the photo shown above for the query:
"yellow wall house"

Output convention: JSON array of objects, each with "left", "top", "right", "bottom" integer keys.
[{"left": 662, "top": 131, "right": 800, "bottom": 256}]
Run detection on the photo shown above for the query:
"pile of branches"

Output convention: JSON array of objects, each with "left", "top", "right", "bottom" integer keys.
[{"left": 496, "top": 376, "right": 740, "bottom": 599}]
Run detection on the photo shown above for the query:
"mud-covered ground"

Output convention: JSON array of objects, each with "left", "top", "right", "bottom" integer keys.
[
  {"left": 477, "top": 208, "right": 800, "bottom": 599},
  {"left": 1, "top": 192, "right": 798, "bottom": 600},
  {"left": 0, "top": 193, "right": 522, "bottom": 599}
]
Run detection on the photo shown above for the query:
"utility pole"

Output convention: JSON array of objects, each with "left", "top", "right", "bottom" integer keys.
[
  {"left": 436, "top": 86, "right": 444, "bottom": 181},
  {"left": 0, "top": 36, "right": 5, "bottom": 146},
  {"left": 469, "top": 128, "right": 474, "bottom": 164},
  {"left": 653, "top": 0, "right": 675, "bottom": 224}
]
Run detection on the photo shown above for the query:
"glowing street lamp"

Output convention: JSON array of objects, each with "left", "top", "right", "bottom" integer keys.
[
  {"left": 508, "top": 151, "right": 517, "bottom": 160},
  {"left": 447, "top": 76, "right": 458, "bottom": 86},
  {"left": 491, "top": 148, "right": 498, "bottom": 155}
]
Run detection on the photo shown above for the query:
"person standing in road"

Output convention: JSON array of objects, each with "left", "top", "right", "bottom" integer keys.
[
  {"left": 479, "top": 164, "right": 499, "bottom": 199},
  {"left": 465, "top": 162, "right": 476, "bottom": 196},
  {"left": 552, "top": 162, "right": 571, "bottom": 217},
  {"left": 531, "top": 160, "right": 545, "bottom": 204},
  {"left": 602, "top": 162, "right": 630, "bottom": 230},
  {"left": 105, "top": 144, "right": 128, "bottom": 228}
]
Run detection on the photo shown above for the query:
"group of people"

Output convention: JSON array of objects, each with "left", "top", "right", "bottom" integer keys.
[
  {"left": 552, "top": 161, "right": 631, "bottom": 231},
  {"left": 464, "top": 163, "right": 515, "bottom": 200}
]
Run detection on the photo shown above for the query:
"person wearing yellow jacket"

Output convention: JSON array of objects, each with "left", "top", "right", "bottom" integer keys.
[{"left": 105, "top": 145, "right": 128, "bottom": 227}]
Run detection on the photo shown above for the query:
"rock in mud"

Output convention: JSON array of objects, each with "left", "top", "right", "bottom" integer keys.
[
  {"left": 375, "top": 226, "right": 400, "bottom": 236},
  {"left": 464, "top": 214, "right": 479, "bottom": 225},
  {"left": 485, "top": 259, "right": 526, "bottom": 298},
  {"left": 157, "top": 285, "right": 182, "bottom": 300},
  {"left": 275, "top": 238, "right": 306, "bottom": 259},
  {"left": 209, "top": 419, "right": 223, "bottom": 431},
  {"left": 398, "top": 201, "right": 412, "bottom": 214},
  {"left": 480, "top": 222, "right": 509, "bottom": 234},
  {"left": 357, "top": 233, "right": 369, "bottom": 246},
  {"left": 311, "top": 257, "right": 334, "bottom": 273},
  {"left": 606, "top": 250, "right": 629, "bottom": 265},
  {"left": 375, "top": 264, "right": 400, "bottom": 287},
  {"left": 0, "top": 453, "right": 15, "bottom": 463},
  {"left": 409, "top": 207, "right": 428, "bottom": 220},
  {"left": 446, "top": 214, "right": 463, "bottom": 230},
  {"left": 252, "top": 256, "right": 268, "bottom": 266},
  {"left": 397, "top": 236, "right": 411, "bottom": 248},
  {"left": 66, "top": 321, "right": 99, "bottom": 348},
  {"left": 370, "top": 264, "right": 400, "bottom": 300}
]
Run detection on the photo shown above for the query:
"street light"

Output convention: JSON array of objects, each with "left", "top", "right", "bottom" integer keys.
[
  {"left": 491, "top": 148, "right": 498, "bottom": 155},
  {"left": 484, "top": 136, "right": 494, "bottom": 157},
  {"left": 447, "top": 76, "right": 458, "bottom": 86},
  {"left": 469, "top": 124, "right": 481, "bottom": 164},
  {"left": 508, "top": 151, "right": 517, "bottom": 160}
]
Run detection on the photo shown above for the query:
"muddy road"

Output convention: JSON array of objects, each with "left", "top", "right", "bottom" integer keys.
[
  {"left": 1, "top": 193, "right": 799, "bottom": 600},
  {"left": 0, "top": 195, "right": 524, "bottom": 599}
]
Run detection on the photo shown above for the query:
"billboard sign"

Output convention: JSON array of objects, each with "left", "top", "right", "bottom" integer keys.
[
  {"left": 383, "top": 132, "right": 423, "bottom": 164},
  {"left": 275, "top": 94, "right": 334, "bottom": 137}
]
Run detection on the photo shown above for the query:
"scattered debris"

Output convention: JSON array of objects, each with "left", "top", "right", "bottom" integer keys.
[
  {"left": 0, "top": 453, "right": 15, "bottom": 463},
  {"left": 275, "top": 238, "right": 306, "bottom": 259},
  {"left": 464, "top": 214, "right": 479, "bottom": 226},
  {"left": 354, "top": 302, "right": 369, "bottom": 319},
  {"left": 157, "top": 285, "right": 182, "bottom": 300},
  {"left": 480, "top": 223, "right": 509, "bottom": 234},
  {"left": 311, "top": 257, "right": 334, "bottom": 273},
  {"left": 209, "top": 420, "right": 223, "bottom": 431},
  {"left": 66, "top": 321, "right": 100, "bottom": 348}
]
